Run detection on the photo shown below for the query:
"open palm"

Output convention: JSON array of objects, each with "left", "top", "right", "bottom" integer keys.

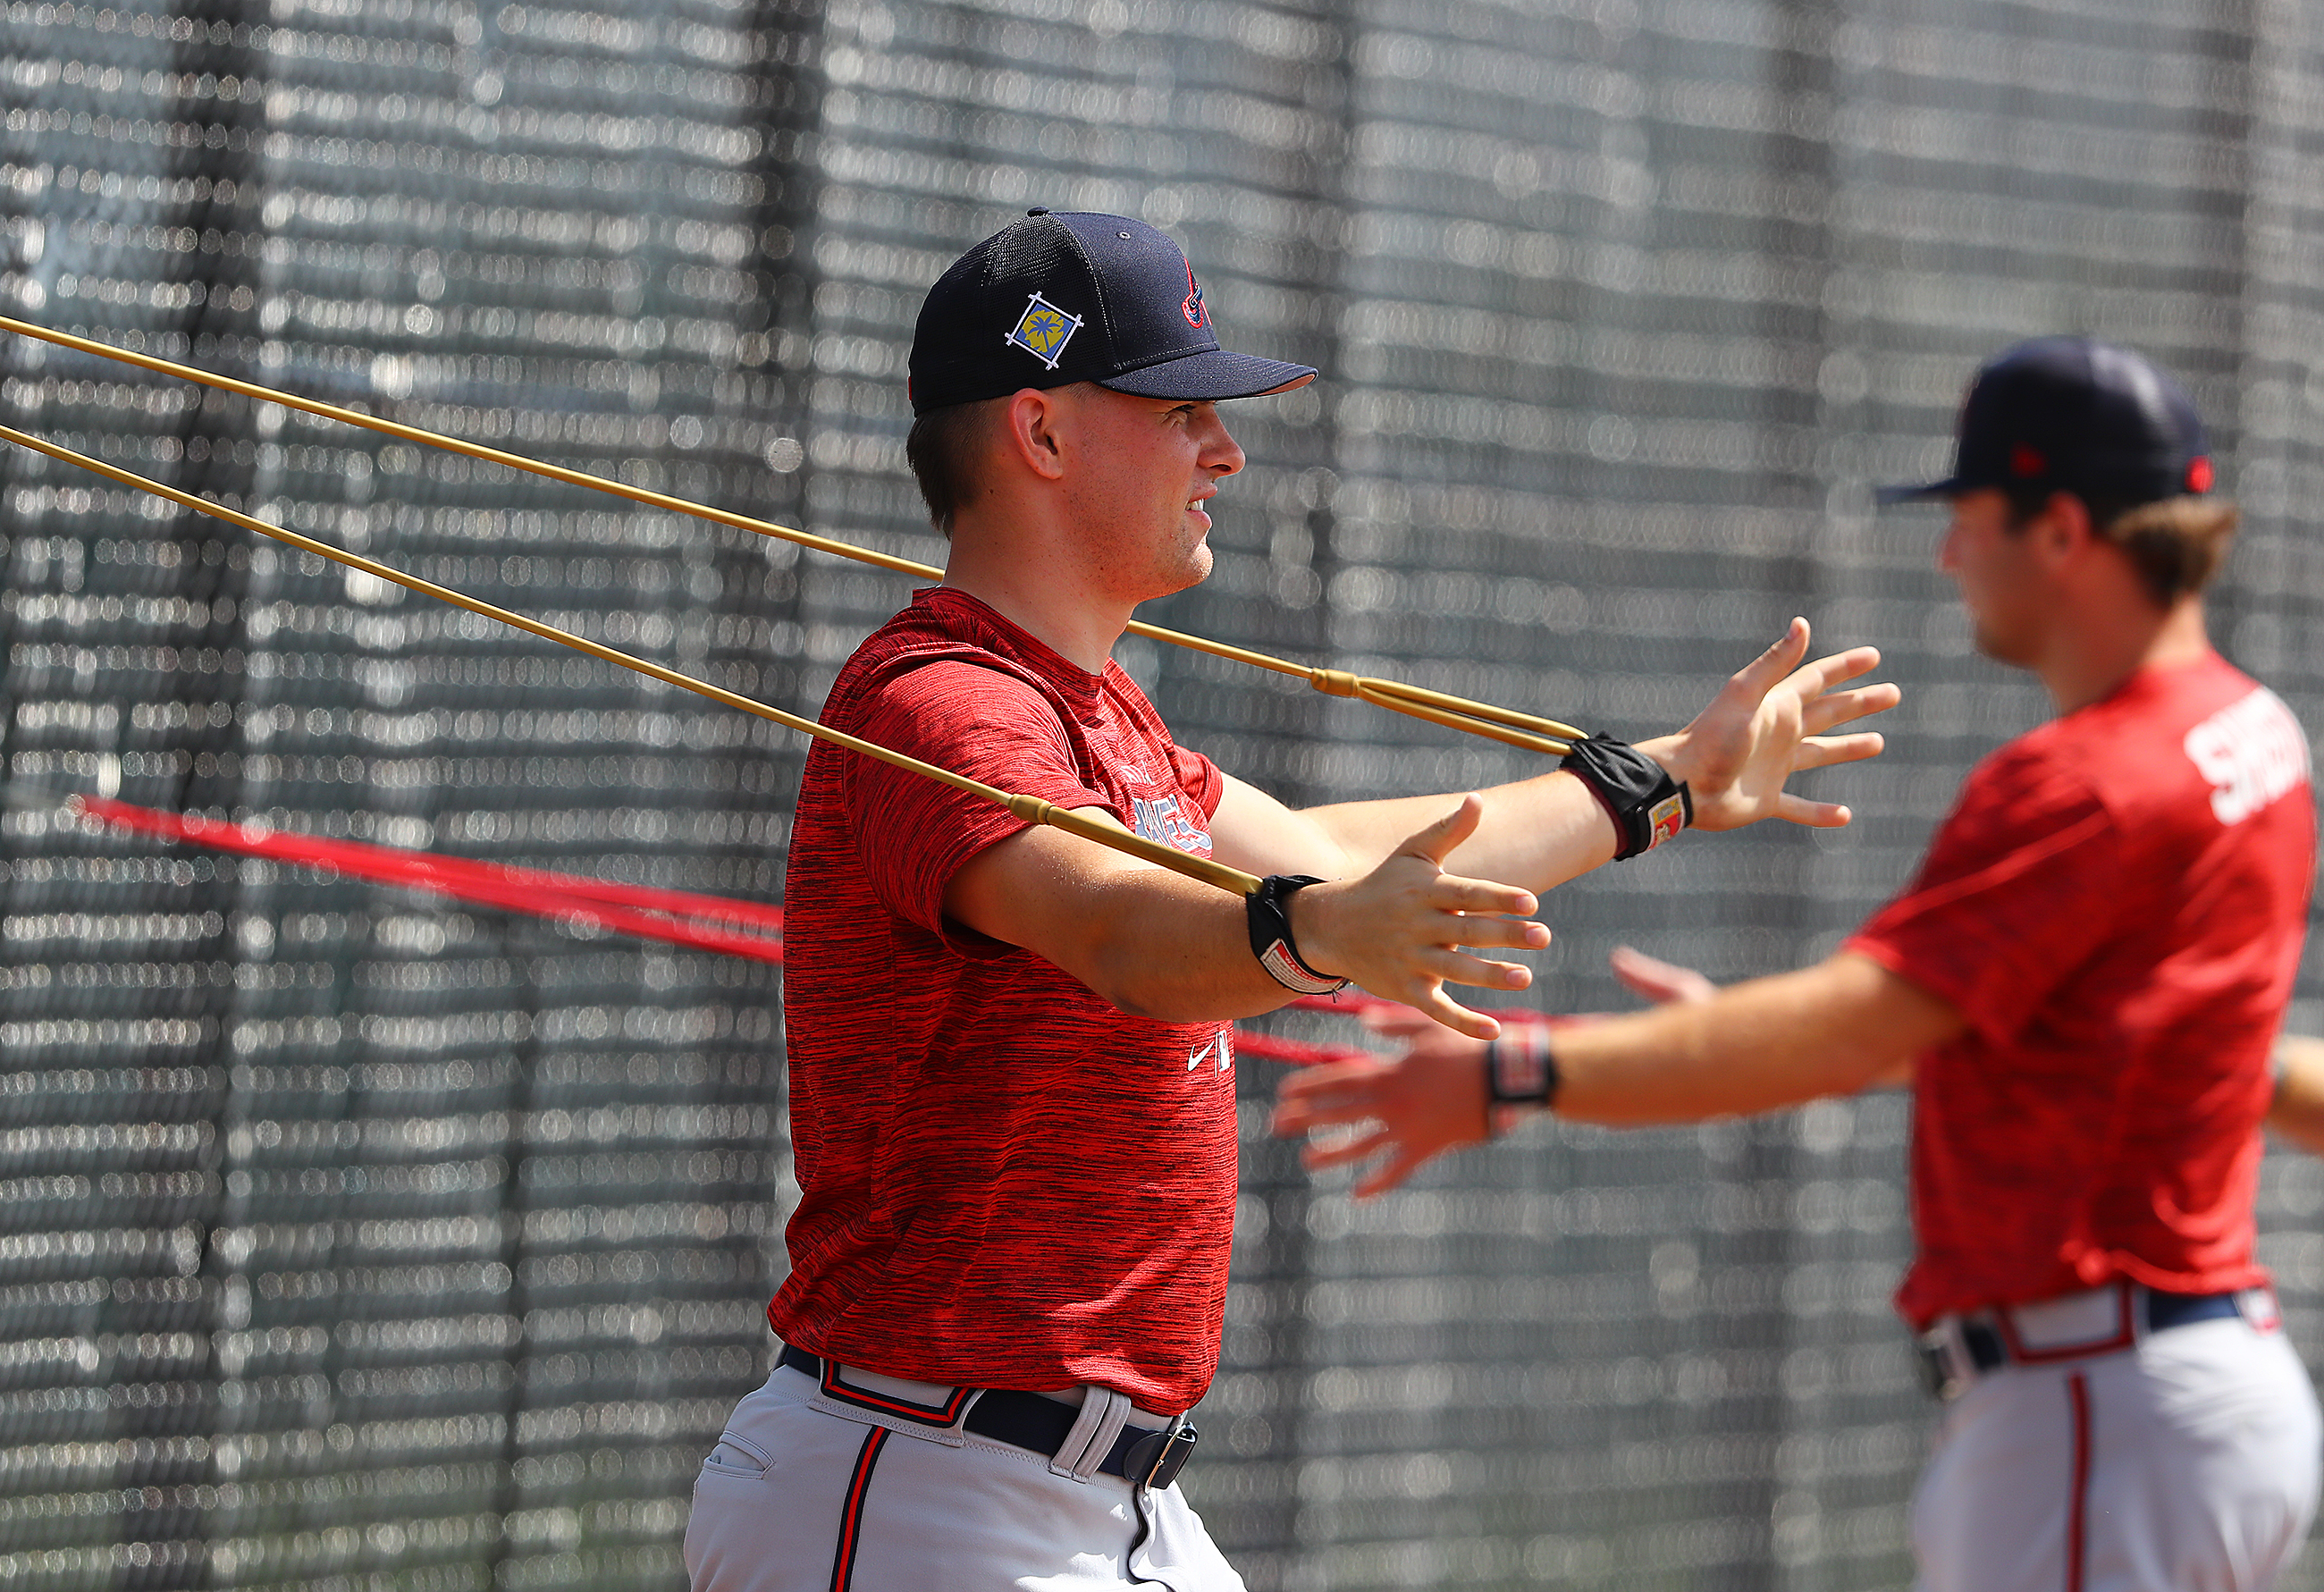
[{"left": 1643, "top": 618, "right": 1899, "bottom": 832}]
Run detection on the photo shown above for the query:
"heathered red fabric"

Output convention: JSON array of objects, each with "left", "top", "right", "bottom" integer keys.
[
  {"left": 770, "top": 587, "right": 1236, "bottom": 1411},
  {"left": 1848, "top": 653, "right": 2314, "bottom": 1329}
]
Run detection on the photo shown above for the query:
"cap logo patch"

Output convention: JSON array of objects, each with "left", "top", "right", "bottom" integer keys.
[
  {"left": 2187, "top": 456, "right": 2214, "bottom": 493},
  {"left": 1005, "top": 292, "right": 1083, "bottom": 371},
  {"left": 2010, "top": 443, "right": 2045, "bottom": 476},
  {"left": 1182, "top": 264, "right": 1208, "bottom": 330}
]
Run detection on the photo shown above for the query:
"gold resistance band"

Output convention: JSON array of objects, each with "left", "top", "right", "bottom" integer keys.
[
  {"left": 0, "top": 418, "right": 1264, "bottom": 898},
  {"left": 0, "top": 315, "right": 1582, "bottom": 755}
]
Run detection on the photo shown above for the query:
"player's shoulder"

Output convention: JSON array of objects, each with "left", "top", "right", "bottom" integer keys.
[
  {"left": 1957, "top": 722, "right": 2105, "bottom": 818},
  {"left": 1983, "top": 654, "right": 2311, "bottom": 831},
  {"left": 825, "top": 588, "right": 1063, "bottom": 723}
]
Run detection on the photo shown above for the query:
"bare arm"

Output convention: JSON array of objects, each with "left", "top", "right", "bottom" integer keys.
[
  {"left": 1604, "top": 945, "right": 1913, "bottom": 1089},
  {"left": 1553, "top": 953, "right": 1959, "bottom": 1122},
  {"left": 1272, "top": 950, "right": 1961, "bottom": 1194},
  {"left": 945, "top": 794, "right": 1548, "bottom": 1038},
  {"left": 1219, "top": 619, "right": 1899, "bottom": 897},
  {"left": 2269, "top": 1034, "right": 2324, "bottom": 1158}
]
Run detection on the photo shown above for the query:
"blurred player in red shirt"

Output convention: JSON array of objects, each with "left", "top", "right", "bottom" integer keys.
[
  {"left": 683, "top": 208, "right": 1898, "bottom": 1592},
  {"left": 1277, "top": 338, "right": 2320, "bottom": 1592}
]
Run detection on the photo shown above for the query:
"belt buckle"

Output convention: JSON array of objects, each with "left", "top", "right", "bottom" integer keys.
[{"left": 1124, "top": 1420, "right": 1199, "bottom": 1491}]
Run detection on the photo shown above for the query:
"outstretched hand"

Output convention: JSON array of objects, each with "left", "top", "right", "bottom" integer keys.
[
  {"left": 1644, "top": 619, "right": 1899, "bottom": 831},
  {"left": 1272, "top": 947, "right": 1720, "bottom": 1197},
  {"left": 1290, "top": 794, "right": 1550, "bottom": 1040},
  {"left": 1270, "top": 1016, "right": 1492, "bottom": 1197}
]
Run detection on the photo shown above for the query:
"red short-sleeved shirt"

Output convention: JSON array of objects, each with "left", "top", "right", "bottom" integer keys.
[
  {"left": 770, "top": 587, "right": 1236, "bottom": 1411},
  {"left": 1848, "top": 653, "right": 2314, "bottom": 1329}
]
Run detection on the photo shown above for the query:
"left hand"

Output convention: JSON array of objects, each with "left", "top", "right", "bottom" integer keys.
[
  {"left": 1270, "top": 1015, "right": 1493, "bottom": 1197},
  {"left": 1272, "top": 948, "right": 1722, "bottom": 1196},
  {"left": 1640, "top": 618, "right": 1899, "bottom": 832}
]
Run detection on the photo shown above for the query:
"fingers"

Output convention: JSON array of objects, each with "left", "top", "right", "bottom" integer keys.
[
  {"left": 1430, "top": 909, "right": 1549, "bottom": 953},
  {"left": 1429, "top": 948, "right": 1533, "bottom": 992},
  {"left": 1607, "top": 944, "right": 1717, "bottom": 1005},
  {"left": 1402, "top": 792, "right": 1485, "bottom": 866},
  {"left": 1415, "top": 983, "right": 1501, "bottom": 1040},
  {"left": 1802, "top": 682, "right": 1901, "bottom": 734},
  {"left": 1783, "top": 644, "right": 1884, "bottom": 698},
  {"left": 1297, "top": 1128, "right": 1432, "bottom": 1198},
  {"left": 1431, "top": 875, "right": 1542, "bottom": 919},
  {"left": 1358, "top": 1003, "right": 1435, "bottom": 1038},
  {"left": 1300, "top": 1126, "right": 1389, "bottom": 1173},
  {"left": 1271, "top": 1058, "right": 1382, "bottom": 1133},
  {"left": 1774, "top": 792, "right": 1854, "bottom": 828},
  {"left": 1728, "top": 616, "right": 1812, "bottom": 692},
  {"left": 1789, "top": 731, "right": 1886, "bottom": 771}
]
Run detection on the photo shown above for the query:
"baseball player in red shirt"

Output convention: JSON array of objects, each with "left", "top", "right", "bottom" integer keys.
[
  {"left": 681, "top": 210, "right": 1898, "bottom": 1591},
  {"left": 1276, "top": 337, "right": 2320, "bottom": 1592}
]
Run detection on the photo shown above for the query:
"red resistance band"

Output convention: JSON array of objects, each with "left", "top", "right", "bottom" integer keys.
[
  {"left": 69, "top": 796, "right": 1458, "bottom": 1069},
  {"left": 74, "top": 796, "right": 787, "bottom": 964}
]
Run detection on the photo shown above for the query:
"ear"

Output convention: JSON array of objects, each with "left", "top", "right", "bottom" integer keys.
[
  {"left": 2033, "top": 491, "right": 2095, "bottom": 566},
  {"left": 1000, "top": 387, "right": 1069, "bottom": 482}
]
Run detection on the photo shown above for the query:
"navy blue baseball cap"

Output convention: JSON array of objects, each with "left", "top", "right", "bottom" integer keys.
[
  {"left": 906, "top": 208, "right": 1316, "bottom": 416},
  {"left": 1882, "top": 336, "right": 2216, "bottom": 509}
]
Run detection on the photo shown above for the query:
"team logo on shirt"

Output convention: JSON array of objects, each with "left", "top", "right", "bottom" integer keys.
[
  {"left": 2183, "top": 687, "right": 2311, "bottom": 825},
  {"left": 1131, "top": 794, "right": 1212, "bottom": 855}
]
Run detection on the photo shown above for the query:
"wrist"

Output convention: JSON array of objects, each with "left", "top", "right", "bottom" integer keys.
[
  {"left": 1635, "top": 732, "right": 1693, "bottom": 787},
  {"left": 1246, "top": 875, "right": 1349, "bottom": 996},
  {"left": 1484, "top": 1026, "right": 1560, "bottom": 1137},
  {"left": 1562, "top": 734, "right": 1692, "bottom": 860}
]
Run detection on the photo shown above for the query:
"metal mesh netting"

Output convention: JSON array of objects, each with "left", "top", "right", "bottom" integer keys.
[{"left": 4, "top": 2, "right": 2323, "bottom": 1589}]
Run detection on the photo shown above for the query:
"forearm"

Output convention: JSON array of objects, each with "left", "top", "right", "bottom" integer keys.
[
  {"left": 1552, "top": 953, "right": 1957, "bottom": 1125},
  {"left": 1080, "top": 873, "right": 1314, "bottom": 1023},
  {"left": 955, "top": 830, "right": 1301, "bottom": 1023},
  {"left": 1298, "top": 769, "right": 1619, "bottom": 893},
  {"left": 947, "top": 808, "right": 1542, "bottom": 1033},
  {"left": 2268, "top": 1034, "right": 2324, "bottom": 1158}
]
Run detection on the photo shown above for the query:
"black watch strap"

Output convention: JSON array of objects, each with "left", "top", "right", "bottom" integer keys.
[
  {"left": 1246, "top": 874, "right": 1348, "bottom": 996},
  {"left": 1562, "top": 734, "right": 1691, "bottom": 860},
  {"left": 1485, "top": 1026, "right": 1560, "bottom": 1138}
]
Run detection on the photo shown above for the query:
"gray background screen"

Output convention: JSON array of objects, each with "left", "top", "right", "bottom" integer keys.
[{"left": 4, "top": 1, "right": 2323, "bottom": 1588}]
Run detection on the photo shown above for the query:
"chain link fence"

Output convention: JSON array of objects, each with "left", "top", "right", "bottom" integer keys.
[{"left": 4, "top": 1, "right": 2323, "bottom": 1588}]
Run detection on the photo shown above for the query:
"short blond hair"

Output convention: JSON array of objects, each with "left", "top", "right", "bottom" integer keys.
[{"left": 2100, "top": 495, "right": 2238, "bottom": 605}]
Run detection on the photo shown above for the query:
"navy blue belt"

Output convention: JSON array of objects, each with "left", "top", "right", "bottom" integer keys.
[
  {"left": 1919, "top": 1288, "right": 2246, "bottom": 1400},
  {"left": 778, "top": 1345, "right": 1199, "bottom": 1490}
]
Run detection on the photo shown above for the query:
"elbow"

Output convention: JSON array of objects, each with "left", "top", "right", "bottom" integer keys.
[
  {"left": 1076, "top": 944, "right": 1247, "bottom": 1026},
  {"left": 1088, "top": 972, "right": 1211, "bottom": 1025}
]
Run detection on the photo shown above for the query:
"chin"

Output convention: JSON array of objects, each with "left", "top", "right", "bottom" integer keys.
[
  {"left": 1971, "top": 623, "right": 2033, "bottom": 668},
  {"left": 1160, "top": 544, "right": 1213, "bottom": 597}
]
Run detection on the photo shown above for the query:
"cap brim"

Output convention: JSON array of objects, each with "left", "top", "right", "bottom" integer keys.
[
  {"left": 1099, "top": 349, "right": 1317, "bottom": 402},
  {"left": 1874, "top": 477, "right": 1965, "bottom": 507}
]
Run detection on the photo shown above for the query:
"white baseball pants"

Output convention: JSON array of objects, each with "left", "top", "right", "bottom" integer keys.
[
  {"left": 683, "top": 1360, "right": 1247, "bottom": 1591},
  {"left": 1913, "top": 1314, "right": 2320, "bottom": 1592}
]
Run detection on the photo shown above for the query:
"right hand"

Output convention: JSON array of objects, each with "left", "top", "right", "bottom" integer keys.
[{"left": 1289, "top": 794, "right": 1548, "bottom": 1040}]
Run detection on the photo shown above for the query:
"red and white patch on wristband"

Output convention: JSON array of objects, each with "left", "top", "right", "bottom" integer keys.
[
  {"left": 1646, "top": 792, "right": 1688, "bottom": 850},
  {"left": 1261, "top": 939, "right": 1345, "bottom": 996}
]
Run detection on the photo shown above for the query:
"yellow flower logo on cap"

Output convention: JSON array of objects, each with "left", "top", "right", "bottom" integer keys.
[{"left": 1005, "top": 292, "right": 1083, "bottom": 371}]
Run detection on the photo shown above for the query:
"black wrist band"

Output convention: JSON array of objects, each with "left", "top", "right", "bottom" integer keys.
[
  {"left": 1485, "top": 1027, "right": 1560, "bottom": 1138},
  {"left": 1246, "top": 875, "right": 1349, "bottom": 996},
  {"left": 1562, "top": 734, "right": 1691, "bottom": 860}
]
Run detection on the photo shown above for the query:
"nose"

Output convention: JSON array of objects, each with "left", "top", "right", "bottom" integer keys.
[{"left": 1196, "top": 406, "right": 1244, "bottom": 479}]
